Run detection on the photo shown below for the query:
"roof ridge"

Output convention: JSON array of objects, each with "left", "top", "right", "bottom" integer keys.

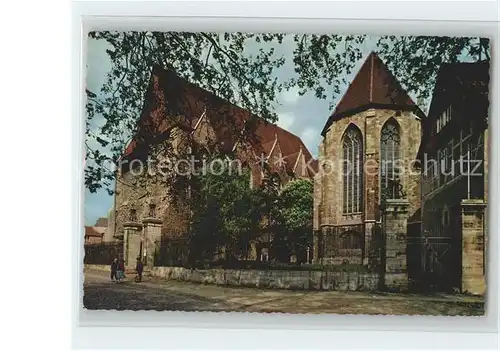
[
  {"left": 327, "top": 52, "right": 374, "bottom": 121},
  {"left": 126, "top": 64, "right": 315, "bottom": 165},
  {"left": 320, "top": 51, "right": 422, "bottom": 136}
]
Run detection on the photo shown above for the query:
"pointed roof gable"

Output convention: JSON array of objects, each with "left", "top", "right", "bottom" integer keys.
[
  {"left": 85, "top": 226, "right": 105, "bottom": 238},
  {"left": 321, "top": 52, "right": 423, "bottom": 136},
  {"left": 123, "top": 64, "right": 318, "bottom": 181}
]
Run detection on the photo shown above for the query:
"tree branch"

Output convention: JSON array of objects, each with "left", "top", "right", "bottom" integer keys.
[{"left": 205, "top": 43, "right": 213, "bottom": 68}]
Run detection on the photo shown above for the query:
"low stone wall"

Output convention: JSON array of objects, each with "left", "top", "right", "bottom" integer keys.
[
  {"left": 84, "top": 264, "right": 408, "bottom": 291},
  {"left": 150, "top": 266, "right": 382, "bottom": 291}
]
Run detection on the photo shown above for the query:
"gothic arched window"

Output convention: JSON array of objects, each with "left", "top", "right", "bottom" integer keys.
[
  {"left": 380, "top": 119, "right": 401, "bottom": 199},
  {"left": 342, "top": 125, "right": 363, "bottom": 214}
]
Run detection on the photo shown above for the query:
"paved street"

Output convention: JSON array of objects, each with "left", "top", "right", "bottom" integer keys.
[{"left": 83, "top": 269, "right": 484, "bottom": 315}]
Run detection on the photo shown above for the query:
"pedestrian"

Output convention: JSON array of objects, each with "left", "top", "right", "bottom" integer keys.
[
  {"left": 117, "top": 258, "right": 126, "bottom": 283},
  {"left": 110, "top": 257, "right": 118, "bottom": 282},
  {"left": 135, "top": 258, "right": 144, "bottom": 283}
]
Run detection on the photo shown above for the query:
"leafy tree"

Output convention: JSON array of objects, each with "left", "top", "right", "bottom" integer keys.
[
  {"left": 277, "top": 179, "right": 313, "bottom": 263},
  {"left": 375, "top": 36, "right": 490, "bottom": 101},
  {"left": 189, "top": 167, "right": 262, "bottom": 265},
  {"left": 86, "top": 32, "right": 490, "bottom": 195},
  {"left": 280, "top": 179, "right": 313, "bottom": 233}
]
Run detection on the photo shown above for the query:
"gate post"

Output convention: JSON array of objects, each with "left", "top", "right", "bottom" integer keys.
[
  {"left": 383, "top": 199, "right": 410, "bottom": 291},
  {"left": 142, "top": 217, "right": 163, "bottom": 270},
  {"left": 312, "top": 230, "right": 320, "bottom": 264},
  {"left": 123, "top": 221, "right": 143, "bottom": 271},
  {"left": 460, "top": 199, "right": 486, "bottom": 295}
]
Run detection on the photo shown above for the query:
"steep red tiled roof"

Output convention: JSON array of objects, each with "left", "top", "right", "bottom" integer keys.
[
  {"left": 321, "top": 52, "right": 423, "bottom": 136},
  {"left": 85, "top": 226, "right": 104, "bottom": 238},
  {"left": 123, "top": 64, "right": 317, "bottom": 179}
]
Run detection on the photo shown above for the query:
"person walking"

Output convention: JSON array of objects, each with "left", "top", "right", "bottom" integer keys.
[
  {"left": 135, "top": 258, "right": 144, "bottom": 283},
  {"left": 110, "top": 258, "right": 118, "bottom": 282},
  {"left": 117, "top": 259, "right": 126, "bottom": 283}
]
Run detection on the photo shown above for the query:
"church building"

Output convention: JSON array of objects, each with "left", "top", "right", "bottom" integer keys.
[
  {"left": 313, "top": 52, "right": 425, "bottom": 270},
  {"left": 113, "top": 64, "right": 316, "bottom": 271}
]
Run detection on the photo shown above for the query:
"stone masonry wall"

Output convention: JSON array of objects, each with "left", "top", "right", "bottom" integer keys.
[
  {"left": 314, "top": 108, "right": 422, "bottom": 263},
  {"left": 114, "top": 127, "right": 192, "bottom": 241},
  {"left": 84, "top": 264, "right": 410, "bottom": 292},
  {"left": 318, "top": 108, "right": 421, "bottom": 227},
  {"left": 150, "top": 266, "right": 381, "bottom": 291},
  {"left": 461, "top": 200, "right": 486, "bottom": 295}
]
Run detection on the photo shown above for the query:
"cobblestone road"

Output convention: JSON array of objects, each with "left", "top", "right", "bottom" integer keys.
[{"left": 83, "top": 269, "right": 484, "bottom": 315}]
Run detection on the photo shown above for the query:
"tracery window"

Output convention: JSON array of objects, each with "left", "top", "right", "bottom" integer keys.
[
  {"left": 380, "top": 119, "right": 401, "bottom": 199},
  {"left": 342, "top": 126, "right": 363, "bottom": 214}
]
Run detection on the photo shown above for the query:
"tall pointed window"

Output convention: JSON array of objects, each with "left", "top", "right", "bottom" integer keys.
[
  {"left": 342, "top": 125, "right": 363, "bottom": 214},
  {"left": 380, "top": 119, "right": 401, "bottom": 199}
]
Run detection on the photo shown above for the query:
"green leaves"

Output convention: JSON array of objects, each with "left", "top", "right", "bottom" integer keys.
[
  {"left": 189, "top": 168, "right": 261, "bottom": 261},
  {"left": 376, "top": 36, "right": 490, "bottom": 102},
  {"left": 279, "top": 179, "right": 313, "bottom": 232},
  {"left": 85, "top": 32, "right": 490, "bottom": 196},
  {"left": 187, "top": 169, "right": 314, "bottom": 263}
]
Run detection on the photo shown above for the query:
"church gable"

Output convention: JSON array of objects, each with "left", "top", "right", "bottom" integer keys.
[
  {"left": 321, "top": 52, "right": 423, "bottom": 136},
  {"left": 120, "top": 63, "right": 316, "bottom": 190}
]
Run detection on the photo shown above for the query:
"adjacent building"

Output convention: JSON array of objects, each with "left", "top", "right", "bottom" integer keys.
[
  {"left": 417, "top": 62, "right": 489, "bottom": 294},
  {"left": 84, "top": 217, "right": 108, "bottom": 244}
]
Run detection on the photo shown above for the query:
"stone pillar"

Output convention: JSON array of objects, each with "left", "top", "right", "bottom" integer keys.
[
  {"left": 312, "top": 231, "right": 320, "bottom": 264},
  {"left": 142, "top": 217, "right": 163, "bottom": 270},
  {"left": 123, "top": 222, "right": 143, "bottom": 270},
  {"left": 363, "top": 220, "right": 380, "bottom": 269},
  {"left": 383, "top": 199, "right": 409, "bottom": 290},
  {"left": 363, "top": 110, "right": 379, "bottom": 267},
  {"left": 460, "top": 199, "right": 486, "bottom": 295},
  {"left": 248, "top": 241, "right": 257, "bottom": 260}
]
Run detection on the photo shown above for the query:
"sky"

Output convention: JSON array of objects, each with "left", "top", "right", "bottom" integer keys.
[{"left": 84, "top": 34, "right": 416, "bottom": 226}]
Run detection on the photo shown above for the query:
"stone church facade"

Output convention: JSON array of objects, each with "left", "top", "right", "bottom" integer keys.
[
  {"left": 101, "top": 53, "right": 488, "bottom": 295},
  {"left": 113, "top": 64, "right": 316, "bottom": 271},
  {"left": 313, "top": 52, "right": 424, "bottom": 275}
]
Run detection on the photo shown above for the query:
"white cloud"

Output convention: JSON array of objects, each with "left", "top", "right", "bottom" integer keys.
[
  {"left": 277, "top": 112, "right": 295, "bottom": 130},
  {"left": 301, "top": 127, "right": 319, "bottom": 156},
  {"left": 280, "top": 86, "right": 301, "bottom": 105}
]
